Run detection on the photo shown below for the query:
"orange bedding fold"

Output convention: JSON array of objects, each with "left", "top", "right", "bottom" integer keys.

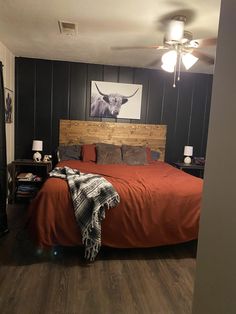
[{"left": 27, "top": 161, "right": 202, "bottom": 248}]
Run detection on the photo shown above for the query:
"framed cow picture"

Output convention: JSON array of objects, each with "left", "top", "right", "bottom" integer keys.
[{"left": 90, "top": 81, "right": 142, "bottom": 119}]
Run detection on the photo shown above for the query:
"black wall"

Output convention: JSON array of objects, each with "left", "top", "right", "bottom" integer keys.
[{"left": 15, "top": 57, "right": 213, "bottom": 163}]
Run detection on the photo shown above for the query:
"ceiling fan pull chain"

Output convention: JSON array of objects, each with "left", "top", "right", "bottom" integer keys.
[
  {"left": 173, "top": 63, "right": 177, "bottom": 88},
  {"left": 177, "top": 52, "right": 181, "bottom": 81}
]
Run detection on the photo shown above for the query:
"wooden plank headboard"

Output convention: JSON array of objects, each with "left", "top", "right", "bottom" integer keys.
[{"left": 60, "top": 120, "right": 167, "bottom": 161}]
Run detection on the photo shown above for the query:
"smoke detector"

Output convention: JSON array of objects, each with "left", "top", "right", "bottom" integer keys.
[{"left": 58, "top": 21, "right": 78, "bottom": 36}]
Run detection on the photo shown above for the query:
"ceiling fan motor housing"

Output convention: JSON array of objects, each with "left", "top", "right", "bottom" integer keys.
[{"left": 165, "top": 15, "right": 187, "bottom": 44}]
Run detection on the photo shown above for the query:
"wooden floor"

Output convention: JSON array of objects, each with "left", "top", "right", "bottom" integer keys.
[{"left": 0, "top": 204, "right": 197, "bottom": 314}]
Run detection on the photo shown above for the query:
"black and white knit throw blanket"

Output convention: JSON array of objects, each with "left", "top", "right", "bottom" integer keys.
[{"left": 49, "top": 166, "right": 120, "bottom": 261}]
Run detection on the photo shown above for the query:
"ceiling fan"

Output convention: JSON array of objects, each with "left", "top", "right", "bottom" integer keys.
[{"left": 112, "top": 15, "right": 217, "bottom": 87}]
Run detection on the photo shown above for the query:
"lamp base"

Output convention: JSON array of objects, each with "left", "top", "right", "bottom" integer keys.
[
  {"left": 184, "top": 156, "right": 192, "bottom": 164},
  {"left": 33, "top": 151, "right": 42, "bottom": 162}
]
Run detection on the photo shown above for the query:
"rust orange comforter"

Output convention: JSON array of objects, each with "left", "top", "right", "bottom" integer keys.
[{"left": 27, "top": 161, "right": 202, "bottom": 248}]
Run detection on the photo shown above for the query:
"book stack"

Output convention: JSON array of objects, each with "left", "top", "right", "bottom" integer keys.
[
  {"left": 17, "top": 172, "right": 35, "bottom": 181},
  {"left": 16, "top": 184, "right": 39, "bottom": 199},
  {"left": 17, "top": 172, "right": 42, "bottom": 182},
  {"left": 16, "top": 172, "right": 42, "bottom": 199}
]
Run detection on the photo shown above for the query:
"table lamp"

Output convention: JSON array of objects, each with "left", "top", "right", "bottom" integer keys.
[
  {"left": 32, "top": 140, "right": 43, "bottom": 162},
  {"left": 183, "top": 145, "right": 193, "bottom": 164}
]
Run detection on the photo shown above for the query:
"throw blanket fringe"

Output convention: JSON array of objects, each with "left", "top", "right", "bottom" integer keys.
[{"left": 49, "top": 166, "right": 120, "bottom": 261}]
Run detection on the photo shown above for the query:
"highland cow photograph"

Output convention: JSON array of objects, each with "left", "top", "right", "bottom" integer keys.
[{"left": 90, "top": 81, "right": 142, "bottom": 119}]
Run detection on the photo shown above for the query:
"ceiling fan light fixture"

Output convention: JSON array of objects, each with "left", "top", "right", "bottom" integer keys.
[
  {"left": 166, "top": 19, "right": 184, "bottom": 42},
  {"left": 161, "top": 63, "right": 175, "bottom": 73},
  {"left": 161, "top": 50, "right": 177, "bottom": 66},
  {"left": 182, "top": 53, "right": 199, "bottom": 70},
  {"left": 189, "top": 40, "right": 199, "bottom": 48}
]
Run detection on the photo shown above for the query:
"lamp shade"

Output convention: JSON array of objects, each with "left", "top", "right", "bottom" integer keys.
[
  {"left": 161, "top": 50, "right": 177, "bottom": 66},
  {"left": 184, "top": 145, "right": 193, "bottom": 156},
  {"left": 161, "top": 63, "right": 175, "bottom": 73},
  {"left": 182, "top": 53, "right": 199, "bottom": 70},
  {"left": 32, "top": 140, "right": 43, "bottom": 152}
]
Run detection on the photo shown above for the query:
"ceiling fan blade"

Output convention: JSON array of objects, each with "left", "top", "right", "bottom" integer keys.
[
  {"left": 191, "top": 50, "right": 215, "bottom": 65},
  {"left": 146, "top": 58, "right": 161, "bottom": 67},
  {"left": 192, "top": 37, "right": 217, "bottom": 48},
  {"left": 111, "top": 45, "right": 166, "bottom": 50}
]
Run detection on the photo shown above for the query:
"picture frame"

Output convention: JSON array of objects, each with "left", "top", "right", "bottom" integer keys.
[
  {"left": 5, "top": 88, "right": 13, "bottom": 124},
  {"left": 90, "top": 81, "right": 142, "bottom": 119}
]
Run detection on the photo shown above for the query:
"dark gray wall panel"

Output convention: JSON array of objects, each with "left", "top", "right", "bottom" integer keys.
[
  {"left": 15, "top": 59, "right": 35, "bottom": 158},
  {"left": 161, "top": 76, "right": 179, "bottom": 162},
  {"left": 69, "top": 62, "right": 87, "bottom": 121},
  {"left": 147, "top": 70, "right": 165, "bottom": 124},
  {"left": 174, "top": 72, "right": 195, "bottom": 161},
  {"left": 15, "top": 57, "right": 213, "bottom": 163},
  {"left": 119, "top": 66, "right": 134, "bottom": 84},
  {"left": 35, "top": 59, "right": 53, "bottom": 155},
  {"left": 133, "top": 68, "right": 149, "bottom": 124},
  {"left": 51, "top": 61, "right": 70, "bottom": 153}
]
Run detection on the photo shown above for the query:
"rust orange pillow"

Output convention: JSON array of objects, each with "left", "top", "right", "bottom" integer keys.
[{"left": 82, "top": 144, "right": 96, "bottom": 162}]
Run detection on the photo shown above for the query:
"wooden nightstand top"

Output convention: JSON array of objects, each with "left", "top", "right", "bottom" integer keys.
[
  {"left": 173, "top": 162, "right": 204, "bottom": 170},
  {"left": 12, "top": 159, "right": 51, "bottom": 166}
]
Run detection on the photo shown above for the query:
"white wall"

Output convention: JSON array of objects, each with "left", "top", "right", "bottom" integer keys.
[
  {"left": 192, "top": 0, "right": 236, "bottom": 313},
  {"left": 0, "top": 40, "right": 15, "bottom": 164}
]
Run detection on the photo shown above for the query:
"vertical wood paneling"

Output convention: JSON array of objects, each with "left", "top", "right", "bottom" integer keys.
[
  {"left": 174, "top": 73, "right": 195, "bottom": 161},
  {"left": 35, "top": 59, "right": 53, "bottom": 155},
  {"left": 103, "top": 65, "right": 118, "bottom": 82},
  {"left": 119, "top": 67, "right": 134, "bottom": 83},
  {"left": 147, "top": 70, "right": 165, "bottom": 124},
  {"left": 15, "top": 57, "right": 213, "bottom": 163},
  {"left": 15, "top": 59, "right": 35, "bottom": 159},
  {"left": 189, "top": 74, "right": 208, "bottom": 157},
  {"left": 161, "top": 75, "right": 179, "bottom": 162},
  {"left": 70, "top": 62, "right": 87, "bottom": 120},
  {"left": 51, "top": 61, "right": 70, "bottom": 153},
  {"left": 133, "top": 68, "right": 149, "bottom": 124}
]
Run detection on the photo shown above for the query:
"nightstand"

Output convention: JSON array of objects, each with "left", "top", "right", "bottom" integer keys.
[
  {"left": 172, "top": 162, "right": 204, "bottom": 178},
  {"left": 11, "top": 159, "right": 52, "bottom": 203}
]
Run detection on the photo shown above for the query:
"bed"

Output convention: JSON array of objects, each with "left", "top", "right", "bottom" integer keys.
[{"left": 27, "top": 120, "right": 202, "bottom": 251}]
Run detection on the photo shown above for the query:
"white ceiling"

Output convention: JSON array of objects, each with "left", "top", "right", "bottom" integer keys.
[{"left": 0, "top": 0, "right": 221, "bottom": 74}]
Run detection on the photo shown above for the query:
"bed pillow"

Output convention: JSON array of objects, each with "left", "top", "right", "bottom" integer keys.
[
  {"left": 82, "top": 144, "right": 96, "bottom": 162},
  {"left": 57, "top": 145, "right": 81, "bottom": 161},
  {"left": 122, "top": 145, "right": 147, "bottom": 165},
  {"left": 151, "top": 150, "right": 160, "bottom": 161},
  {"left": 96, "top": 143, "right": 122, "bottom": 164},
  {"left": 146, "top": 147, "right": 161, "bottom": 163}
]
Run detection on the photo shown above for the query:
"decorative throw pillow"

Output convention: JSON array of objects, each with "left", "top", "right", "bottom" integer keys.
[
  {"left": 146, "top": 147, "right": 161, "bottom": 163},
  {"left": 122, "top": 145, "right": 147, "bottom": 165},
  {"left": 57, "top": 145, "right": 81, "bottom": 161},
  {"left": 82, "top": 144, "right": 96, "bottom": 162},
  {"left": 96, "top": 143, "right": 122, "bottom": 164},
  {"left": 151, "top": 150, "right": 160, "bottom": 161}
]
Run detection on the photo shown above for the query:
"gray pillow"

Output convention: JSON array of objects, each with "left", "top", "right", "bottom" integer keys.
[
  {"left": 122, "top": 145, "right": 147, "bottom": 165},
  {"left": 57, "top": 145, "right": 81, "bottom": 161},
  {"left": 96, "top": 143, "right": 122, "bottom": 164}
]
